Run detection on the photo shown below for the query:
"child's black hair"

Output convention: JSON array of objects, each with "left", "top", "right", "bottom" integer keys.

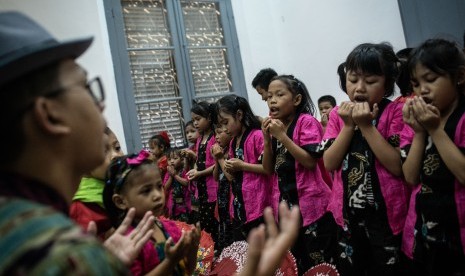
[
  {"left": 149, "top": 131, "right": 171, "bottom": 152},
  {"left": 317, "top": 95, "right": 337, "bottom": 107},
  {"left": 185, "top": 120, "right": 194, "bottom": 128},
  {"left": 103, "top": 152, "right": 155, "bottom": 228},
  {"left": 166, "top": 147, "right": 183, "bottom": 159},
  {"left": 337, "top": 62, "right": 347, "bottom": 93},
  {"left": 190, "top": 100, "right": 216, "bottom": 127},
  {"left": 270, "top": 75, "right": 316, "bottom": 116},
  {"left": 340, "top": 42, "right": 400, "bottom": 98},
  {"left": 408, "top": 38, "right": 465, "bottom": 93},
  {"left": 216, "top": 95, "right": 261, "bottom": 130},
  {"left": 251, "top": 68, "right": 278, "bottom": 90},
  {"left": 396, "top": 47, "right": 414, "bottom": 97}
]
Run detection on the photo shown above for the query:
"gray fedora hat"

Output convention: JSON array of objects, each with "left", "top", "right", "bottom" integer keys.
[{"left": 0, "top": 11, "right": 93, "bottom": 86}]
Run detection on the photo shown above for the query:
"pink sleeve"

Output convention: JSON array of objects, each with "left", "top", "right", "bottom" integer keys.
[
  {"left": 400, "top": 123, "right": 415, "bottom": 149},
  {"left": 323, "top": 106, "right": 342, "bottom": 140},
  {"left": 295, "top": 114, "right": 322, "bottom": 146},
  {"left": 387, "top": 102, "right": 405, "bottom": 139},
  {"left": 163, "top": 171, "right": 170, "bottom": 187},
  {"left": 160, "top": 219, "right": 182, "bottom": 243},
  {"left": 251, "top": 130, "right": 264, "bottom": 163},
  {"left": 456, "top": 114, "right": 465, "bottom": 148}
]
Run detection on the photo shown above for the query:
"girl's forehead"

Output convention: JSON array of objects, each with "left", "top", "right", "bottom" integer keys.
[{"left": 218, "top": 111, "right": 233, "bottom": 119}]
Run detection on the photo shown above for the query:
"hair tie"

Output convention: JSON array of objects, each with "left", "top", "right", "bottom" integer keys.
[
  {"left": 158, "top": 131, "right": 170, "bottom": 145},
  {"left": 127, "top": 149, "right": 151, "bottom": 165}
]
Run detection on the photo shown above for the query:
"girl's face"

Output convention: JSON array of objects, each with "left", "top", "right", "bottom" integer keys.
[
  {"left": 215, "top": 125, "right": 232, "bottom": 148},
  {"left": 191, "top": 112, "right": 211, "bottom": 133},
  {"left": 150, "top": 141, "right": 163, "bottom": 159},
  {"left": 168, "top": 153, "right": 183, "bottom": 170},
  {"left": 185, "top": 124, "right": 199, "bottom": 144},
  {"left": 267, "top": 80, "right": 301, "bottom": 121},
  {"left": 218, "top": 111, "right": 243, "bottom": 137},
  {"left": 90, "top": 131, "right": 124, "bottom": 180},
  {"left": 117, "top": 164, "right": 165, "bottom": 218},
  {"left": 411, "top": 63, "right": 460, "bottom": 113},
  {"left": 346, "top": 70, "right": 386, "bottom": 108}
]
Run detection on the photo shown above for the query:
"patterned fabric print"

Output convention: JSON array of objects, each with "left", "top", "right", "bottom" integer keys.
[
  {"left": 343, "top": 130, "right": 376, "bottom": 209},
  {"left": 292, "top": 213, "right": 337, "bottom": 275},
  {"left": 217, "top": 167, "right": 234, "bottom": 252},
  {"left": 0, "top": 198, "right": 128, "bottom": 275},
  {"left": 273, "top": 118, "right": 299, "bottom": 207},
  {"left": 413, "top": 128, "right": 463, "bottom": 264},
  {"left": 335, "top": 207, "right": 402, "bottom": 276}
]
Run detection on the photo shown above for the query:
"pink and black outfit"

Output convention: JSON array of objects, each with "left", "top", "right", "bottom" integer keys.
[
  {"left": 270, "top": 112, "right": 336, "bottom": 273},
  {"left": 163, "top": 170, "right": 191, "bottom": 222},
  {"left": 400, "top": 95, "right": 465, "bottom": 275},
  {"left": 228, "top": 128, "right": 271, "bottom": 240},
  {"left": 129, "top": 219, "right": 185, "bottom": 276},
  {"left": 195, "top": 133, "right": 218, "bottom": 240},
  {"left": 322, "top": 99, "right": 408, "bottom": 275}
]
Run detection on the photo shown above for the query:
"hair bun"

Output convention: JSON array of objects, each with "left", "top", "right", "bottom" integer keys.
[{"left": 159, "top": 131, "right": 170, "bottom": 145}]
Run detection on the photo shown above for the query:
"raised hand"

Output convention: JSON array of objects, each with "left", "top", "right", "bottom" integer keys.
[
  {"left": 185, "top": 223, "right": 201, "bottom": 273},
  {"left": 411, "top": 96, "right": 441, "bottom": 133},
  {"left": 187, "top": 169, "right": 199, "bottom": 180},
  {"left": 402, "top": 98, "right": 424, "bottom": 133},
  {"left": 165, "top": 232, "right": 189, "bottom": 263},
  {"left": 211, "top": 143, "right": 224, "bottom": 160},
  {"left": 337, "top": 101, "right": 355, "bottom": 127},
  {"left": 320, "top": 113, "right": 329, "bottom": 127},
  {"left": 261, "top": 117, "right": 272, "bottom": 141},
  {"left": 167, "top": 165, "right": 176, "bottom": 176},
  {"left": 181, "top": 149, "right": 197, "bottom": 160},
  {"left": 103, "top": 208, "right": 155, "bottom": 266},
  {"left": 352, "top": 101, "right": 379, "bottom": 128},
  {"left": 224, "top": 158, "right": 244, "bottom": 173},
  {"left": 266, "top": 119, "right": 286, "bottom": 141},
  {"left": 240, "top": 202, "right": 300, "bottom": 276}
]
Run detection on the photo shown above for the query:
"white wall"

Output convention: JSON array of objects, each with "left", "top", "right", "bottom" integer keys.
[
  {"left": 2, "top": 0, "right": 406, "bottom": 149},
  {"left": 232, "top": 0, "right": 406, "bottom": 118},
  {"left": 0, "top": 0, "right": 127, "bottom": 152}
]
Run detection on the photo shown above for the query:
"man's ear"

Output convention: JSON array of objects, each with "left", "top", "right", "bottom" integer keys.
[
  {"left": 236, "top": 109, "right": 243, "bottom": 121},
  {"left": 293, "top": 94, "right": 302, "bottom": 107},
  {"left": 112, "top": 194, "right": 128, "bottom": 210},
  {"left": 31, "top": 97, "right": 71, "bottom": 135}
]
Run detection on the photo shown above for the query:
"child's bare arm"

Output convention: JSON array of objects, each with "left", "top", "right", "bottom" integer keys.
[
  {"left": 353, "top": 102, "right": 403, "bottom": 176},
  {"left": 323, "top": 102, "right": 355, "bottom": 171},
  {"left": 402, "top": 100, "right": 426, "bottom": 185},
  {"left": 267, "top": 118, "right": 317, "bottom": 170},
  {"left": 184, "top": 223, "right": 201, "bottom": 274}
]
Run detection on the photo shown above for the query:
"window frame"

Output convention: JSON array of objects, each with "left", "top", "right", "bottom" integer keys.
[{"left": 103, "top": 0, "right": 246, "bottom": 153}]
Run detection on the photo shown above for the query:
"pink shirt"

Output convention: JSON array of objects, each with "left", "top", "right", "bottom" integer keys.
[
  {"left": 163, "top": 170, "right": 191, "bottom": 217},
  {"left": 401, "top": 112, "right": 465, "bottom": 258},
  {"left": 324, "top": 102, "right": 408, "bottom": 235},
  {"left": 275, "top": 113, "right": 332, "bottom": 227},
  {"left": 229, "top": 129, "right": 272, "bottom": 223},
  {"left": 195, "top": 134, "right": 218, "bottom": 202},
  {"left": 129, "top": 219, "right": 182, "bottom": 276}
]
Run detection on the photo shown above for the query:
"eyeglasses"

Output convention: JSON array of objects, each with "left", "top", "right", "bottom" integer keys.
[
  {"left": 85, "top": 77, "right": 105, "bottom": 104},
  {"left": 11, "top": 76, "right": 105, "bottom": 123},
  {"left": 47, "top": 76, "right": 105, "bottom": 104}
]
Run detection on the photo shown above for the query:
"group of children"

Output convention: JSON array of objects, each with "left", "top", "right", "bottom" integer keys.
[{"left": 68, "top": 37, "right": 465, "bottom": 276}]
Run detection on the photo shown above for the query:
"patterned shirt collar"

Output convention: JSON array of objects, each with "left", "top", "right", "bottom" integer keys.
[{"left": 0, "top": 172, "right": 68, "bottom": 214}]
